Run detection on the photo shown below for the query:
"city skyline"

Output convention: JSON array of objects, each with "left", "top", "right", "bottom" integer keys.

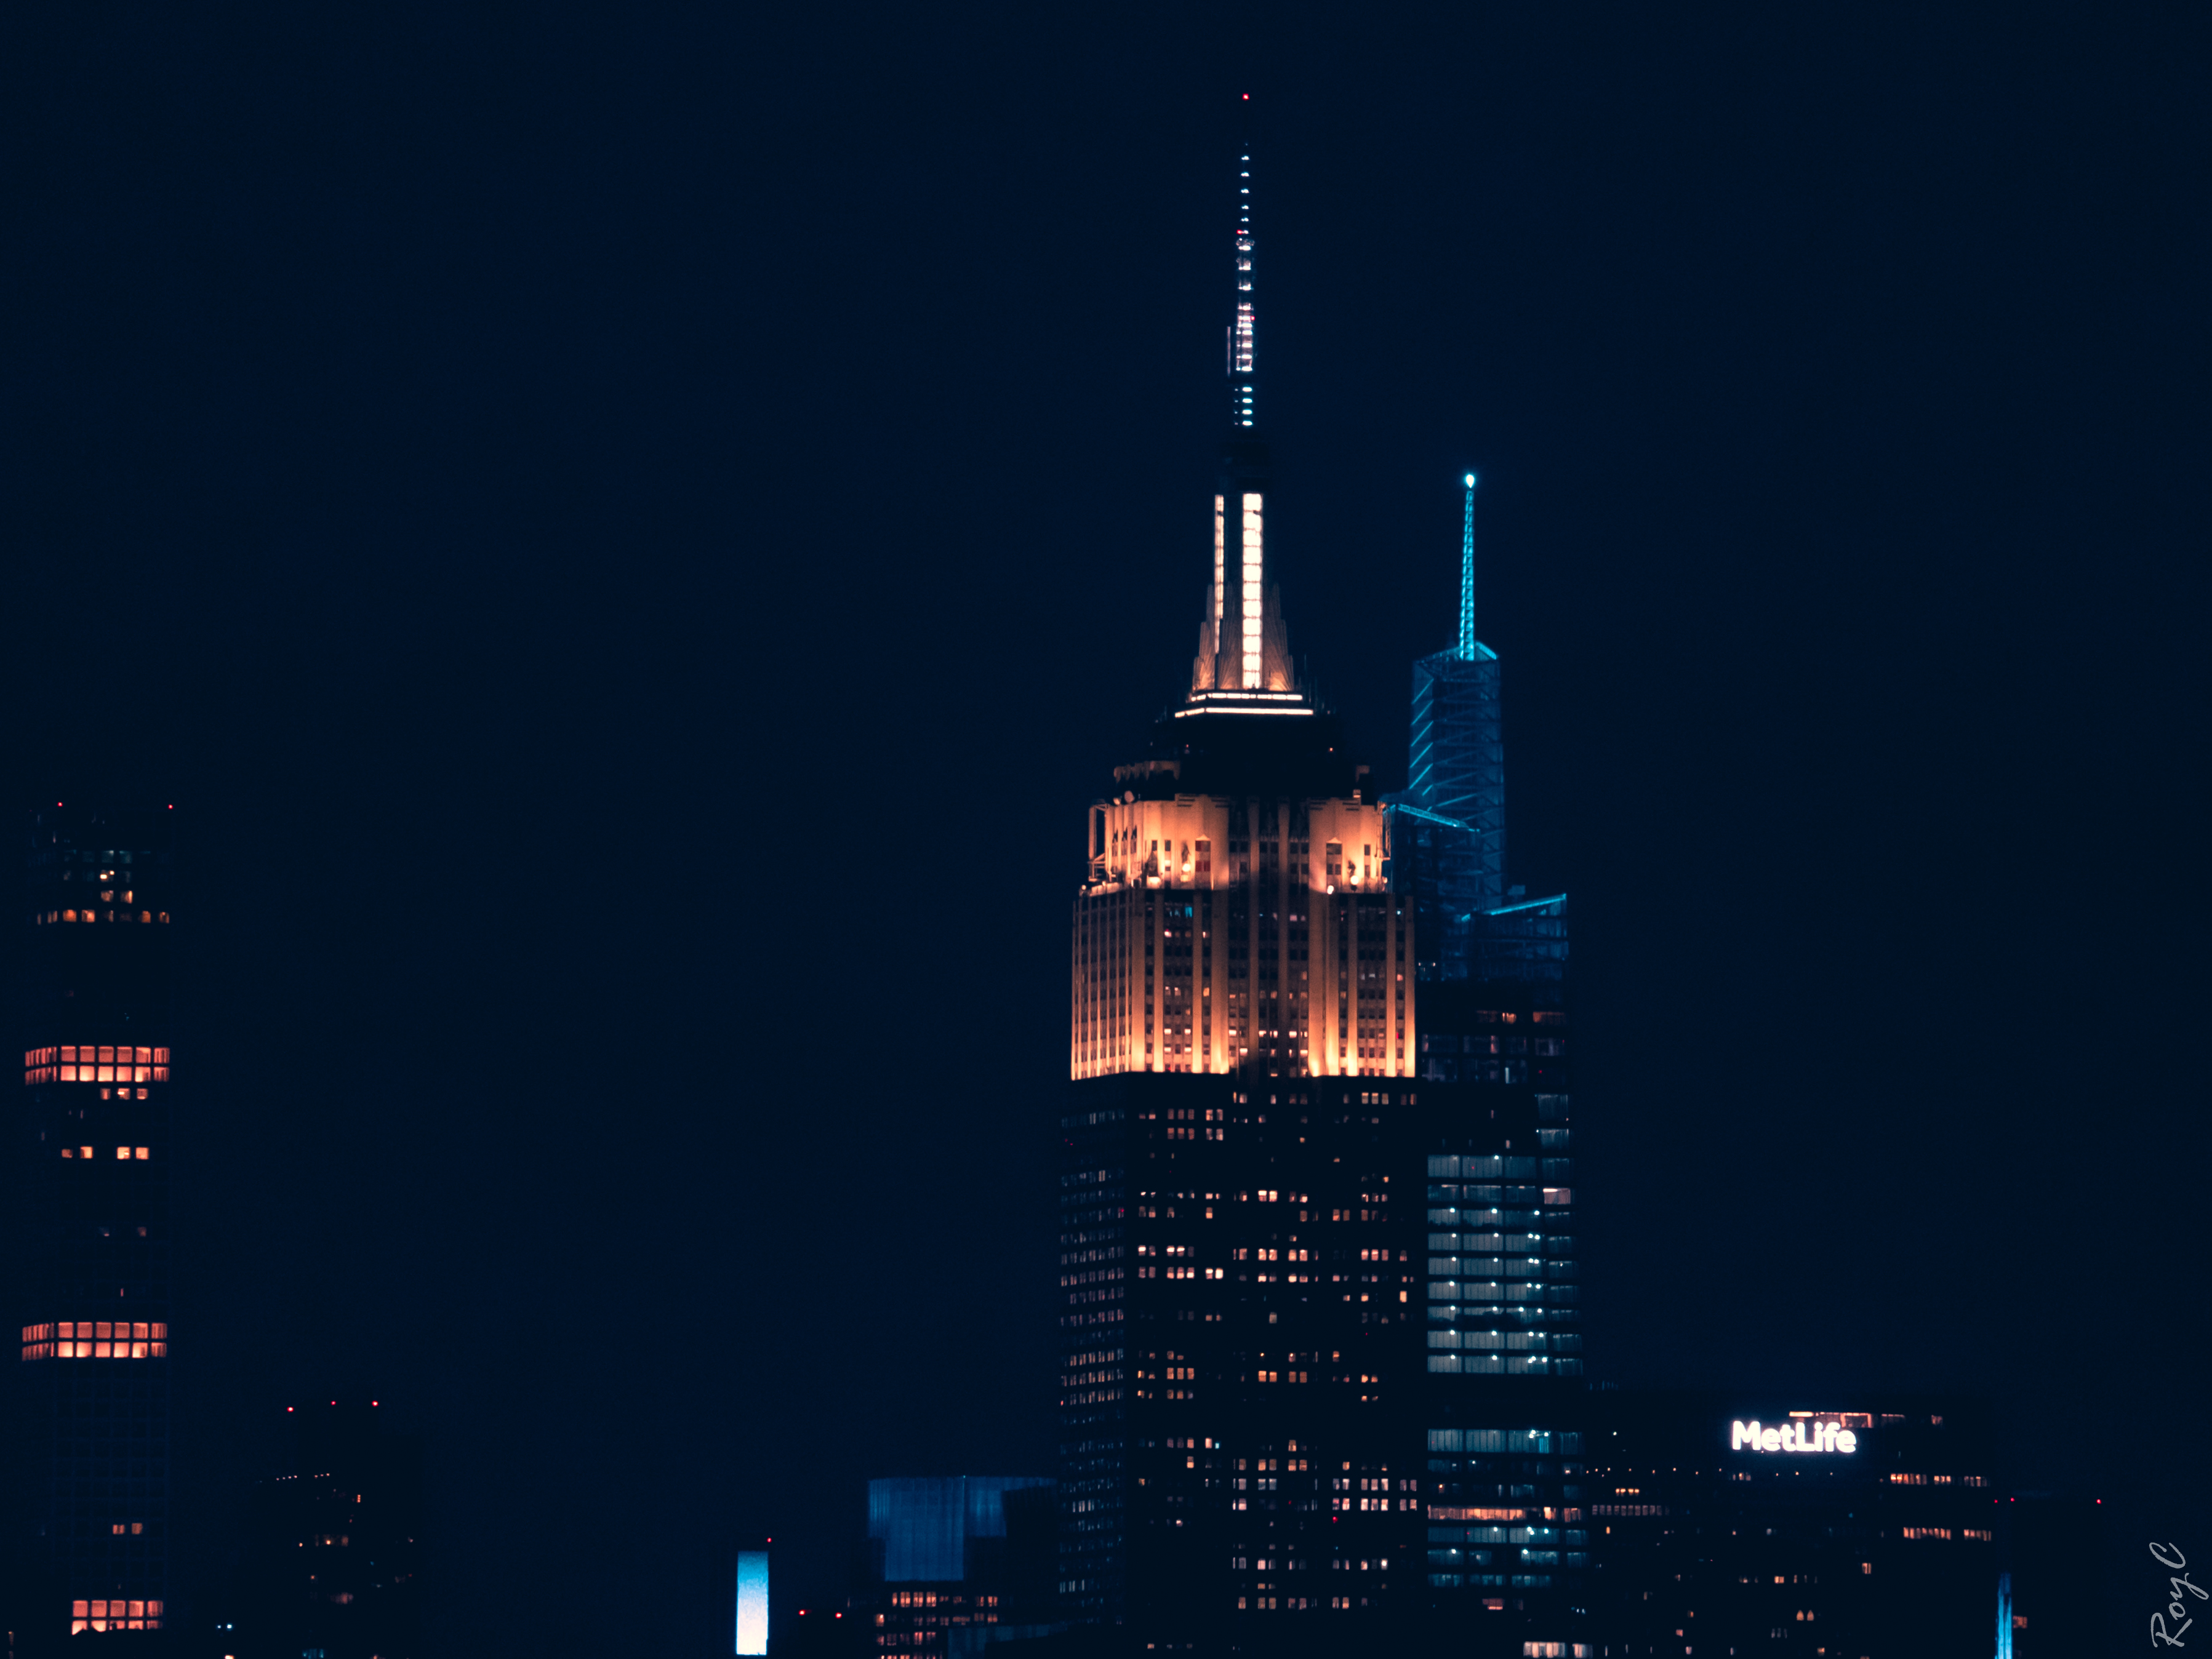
[{"left": 6, "top": 9, "right": 2203, "bottom": 1652}]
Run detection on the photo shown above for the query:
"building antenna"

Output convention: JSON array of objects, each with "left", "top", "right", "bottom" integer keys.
[
  {"left": 1458, "top": 471, "right": 1479, "bottom": 659},
  {"left": 1230, "top": 95, "right": 1256, "bottom": 429}
]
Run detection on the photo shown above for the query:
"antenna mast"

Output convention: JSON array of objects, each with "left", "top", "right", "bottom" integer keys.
[{"left": 1458, "top": 473, "right": 1478, "bottom": 658}]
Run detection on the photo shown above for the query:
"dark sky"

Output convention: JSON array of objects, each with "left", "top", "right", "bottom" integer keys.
[{"left": 6, "top": 3, "right": 2206, "bottom": 1652}]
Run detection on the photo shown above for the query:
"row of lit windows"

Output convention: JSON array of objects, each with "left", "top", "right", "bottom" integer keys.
[
  {"left": 23, "top": 1045, "right": 172, "bottom": 1090},
  {"left": 37, "top": 909, "right": 169, "bottom": 925},
  {"left": 26, "top": 1047, "right": 170, "bottom": 1066},
  {"left": 60, "top": 1146, "right": 153, "bottom": 1161},
  {"left": 1426, "top": 1330, "right": 1581, "bottom": 1351},
  {"left": 1888, "top": 1472, "right": 1987, "bottom": 1485},
  {"left": 24, "top": 1068, "right": 170, "bottom": 1089},
  {"left": 1427, "top": 1355, "right": 1582, "bottom": 1375},
  {"left": 20, "top": 1322, "right": 169, "bottom": 1362},
  {"left": 71, "top": 1601, "right": 162, "bottom": 1634}
]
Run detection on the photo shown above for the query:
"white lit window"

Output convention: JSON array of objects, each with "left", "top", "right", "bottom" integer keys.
[
  {"left": 1214, "top": 496, "right": 1225, "bottom": 633},
  {"left": 1240, "top": 494, "right": 1264, "bottom": 686}
]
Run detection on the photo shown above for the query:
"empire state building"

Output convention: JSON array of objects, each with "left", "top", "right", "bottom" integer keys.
[
  {"left": 1072, "top": 143, "right": 1412, "bottom": 1089},
  {"left": 1056, "top": 119, "right": 1587, "bottom": 1659}
]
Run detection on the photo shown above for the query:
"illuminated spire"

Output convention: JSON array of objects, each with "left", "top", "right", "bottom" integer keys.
[
  {"left": 1458, "top": 472, "right": 1478, "bottom": 659},
  {"left": 1229, "top": 100, "right": 1255, "bottom": 430},
  {"left": 1187, "top": 101, "right": 1300, "bottom": 708}
]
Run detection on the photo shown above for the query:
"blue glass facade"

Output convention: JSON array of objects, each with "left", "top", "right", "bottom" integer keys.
[
  {"left": 867, "top": 1477, "right": 1055, "bottom": 1583},
  {"left": 1398, "top": 648, "right": 1506, "bottom": 985},
  {"left": 855, "top": 1477, "right": 1059, "bottom": 1659}
]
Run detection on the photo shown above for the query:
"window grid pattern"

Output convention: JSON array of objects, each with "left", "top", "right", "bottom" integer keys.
[
  {"left": 23, "top": 1044, "right": 172, "bottom": 1087},
  {"left": 22, "top": 1321, "right": 170, "bottom": 1361}
]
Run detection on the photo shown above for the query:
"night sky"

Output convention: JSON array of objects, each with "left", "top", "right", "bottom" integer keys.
[{"left": 6, "top": 4, "right": 2206, "bottom": 1652}]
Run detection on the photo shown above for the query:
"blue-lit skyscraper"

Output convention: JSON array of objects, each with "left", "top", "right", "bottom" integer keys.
[{"left": 1392, "top": 475, "right": 1567, "bottom": 989}]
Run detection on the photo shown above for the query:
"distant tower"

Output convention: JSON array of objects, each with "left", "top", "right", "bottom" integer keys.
[
  {"left": 1395, "top": 474, "right": 1508, "bottom": 981},
  {"left": 9, "top": 804, "right": 177, "bottom": 1643}
]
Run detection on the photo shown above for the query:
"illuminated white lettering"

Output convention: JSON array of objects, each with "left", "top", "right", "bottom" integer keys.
[{"left": 1729, "top": 1418, "right": 1860, "bottom": 1456}]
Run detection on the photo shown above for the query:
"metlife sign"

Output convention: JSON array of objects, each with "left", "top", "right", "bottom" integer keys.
[{"left": 1729, "top": 1417, "right": 1859, "bottom": 1455}]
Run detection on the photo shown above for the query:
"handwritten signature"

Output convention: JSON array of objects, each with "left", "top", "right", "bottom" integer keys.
[{"left": 2152, "top": 1543, "right": 2206, "bottom": 1648}]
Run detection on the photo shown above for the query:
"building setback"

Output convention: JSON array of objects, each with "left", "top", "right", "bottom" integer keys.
[{"left": 9, "top": 804, "right": 178, "bottom": 1644}]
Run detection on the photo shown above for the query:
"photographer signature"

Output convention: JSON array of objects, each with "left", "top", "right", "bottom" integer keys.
[{"left": 2152, "top": 1543, "right": 2205, "bottom": 1647}]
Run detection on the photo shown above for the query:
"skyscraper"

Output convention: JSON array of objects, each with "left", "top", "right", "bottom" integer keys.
[
  {"left": 1389, "top": 475, "right": 1568, "bottom": 993},
  {"left": 10, "top": 804, "right": 177, "bottom": 1644},
  {"left": 1057, "top": 121, "right": 1587, "bottom": 1658},
  {"left": 1392, "top": 476, "right": 1507, "bottom": 985}
]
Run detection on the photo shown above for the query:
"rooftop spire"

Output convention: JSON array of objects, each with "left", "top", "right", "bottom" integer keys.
[
  {"left": 1229, "top": 98, "right": 1255, "bottom": 430},
  {"left": 1458, "top": 472, "right": 1478, "bottom": 658}
]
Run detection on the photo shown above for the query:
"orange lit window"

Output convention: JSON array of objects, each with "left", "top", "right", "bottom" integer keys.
[
  {"left": 28, "top": 1321, "right": 169, "bottom": 1362},
  {"left": 69, "top": 1598, "right": 161, "bottom": 1633},
  {"left": 46, "top": 1043, "right": 170, "bottom": 1085}
]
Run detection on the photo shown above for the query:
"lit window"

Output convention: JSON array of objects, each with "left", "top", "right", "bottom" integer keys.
[
  {"left": 1213, "top": 497, "right": 1225, "bottom": 631},
  {"left": 68, "top": 1598, "right": 161, "bottom": 1633},
  {"left": 28, "top": 1320, "right": 169, "bottom": 1362}
]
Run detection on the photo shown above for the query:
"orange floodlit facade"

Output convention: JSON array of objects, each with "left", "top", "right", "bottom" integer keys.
[
  {"left": 1071, "top": 790, "right": 1413, "bottom": 1080},
  {"left": 1071, "top": 460, "right": 1417, "bottom": 1080}
]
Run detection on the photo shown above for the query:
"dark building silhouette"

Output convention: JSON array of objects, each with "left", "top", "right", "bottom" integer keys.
[
  {"left": 218, "top": 1399, "right": 422, "bottom": 1659},
  {"left": 1993, "top": 1490, "right": 2106, "bottom": 1659},
  {"left": 7, "top": 804, "right": 178, "bottom": 1644},
  {"left": 848, "top": 1478, "right": 1057, "bottom": 1659},
  {"left": 1584, "top": 1391, "right": 1998, "bottom": 1657},
  {"left": 1057, "top": 118, "right": 1587, "bottom": 1658}
]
